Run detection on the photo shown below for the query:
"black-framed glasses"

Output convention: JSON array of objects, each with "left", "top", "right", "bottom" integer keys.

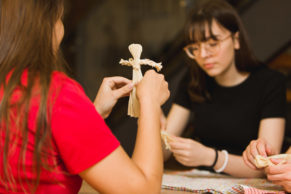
[{"left": 183, "top": 34, "right": 233, "bottom": 59}]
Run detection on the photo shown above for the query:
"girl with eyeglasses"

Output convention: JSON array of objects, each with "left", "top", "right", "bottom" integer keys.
[
  {"left": 163, "top": 0, "right": 286, "bottom": 178},
  {"left": 0, "top": 0, "right": 170, "bottom": 193}
]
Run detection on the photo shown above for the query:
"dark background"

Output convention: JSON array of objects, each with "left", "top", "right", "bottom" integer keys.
[{"left": 61, "top": 0, "right": 291, "bottom": 156}]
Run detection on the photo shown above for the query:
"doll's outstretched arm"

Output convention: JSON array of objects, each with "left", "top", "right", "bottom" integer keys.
[
  {"left": 140, "top": 59, "right": 162, "bottom": 71},
  {"left": 119, "top": 58, "right": 133, "bottom": 67}
]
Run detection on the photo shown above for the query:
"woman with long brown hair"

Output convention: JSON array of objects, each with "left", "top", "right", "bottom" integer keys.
[
  {"left": 0, "top": 0, "right": 169, "bottom": 193},
  {"left": 163, "top": 0, "right": 286, "bottom": 177}
]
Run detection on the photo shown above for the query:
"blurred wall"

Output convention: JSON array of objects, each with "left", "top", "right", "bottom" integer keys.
[
  {"left": 241, "top": 0, "right": 291, "bottom": 62},
  {"left": 65, "top": 0, "right": 291, "bottom": 155},
  {"left": 72, "top": 0, "right": 186, "bottom": 155},
  {"left": 74, "top": 0, "right": 186, "bottom": 100}
]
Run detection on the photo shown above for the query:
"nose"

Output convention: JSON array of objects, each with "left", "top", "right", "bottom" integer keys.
[{"left": 199, "top": 44, "right": 210, "bottom": 58}]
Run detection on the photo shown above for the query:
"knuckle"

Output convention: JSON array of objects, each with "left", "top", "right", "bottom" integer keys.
[
  {"left": 250, "top": 140, "right": 256, "bottom": 145},
  {"left": 149, "top": 69, "right": 155, "bottom": 74},
  {"left": 103, "top": 77, "right": 110, "bottom": 82}
]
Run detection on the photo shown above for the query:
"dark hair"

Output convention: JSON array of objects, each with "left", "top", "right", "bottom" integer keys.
[
  {"left": 0, "top": 0, "right": 66, "bottom": 192},
  {"left": 185, "top": 0, "right": 260, "bottom": 102}
]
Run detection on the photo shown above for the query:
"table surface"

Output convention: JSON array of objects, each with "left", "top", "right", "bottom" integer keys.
[
  {"left": 79, "top": 181, "right": 191, "bottom": 194},
  {"left": 78, "top": 158, "right": 285, "bottom": 194},
  {"left": 78, "top": 158, "right": 193, "bottom": 194},
  {"left": 79, "top": 183, "right": 199, "bottom": 194}
]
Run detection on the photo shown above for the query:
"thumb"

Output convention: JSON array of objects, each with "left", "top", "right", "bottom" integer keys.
[
  {"left": 270, "top": 158, "right": 285, "bottom": 165},
  {"left": 113, "top": 83, "right": 133, "bottom": 99}
]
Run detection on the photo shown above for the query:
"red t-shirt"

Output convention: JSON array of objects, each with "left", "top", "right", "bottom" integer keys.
[{"left": 0, "top": 71, "right": 120, "bottom": 193}]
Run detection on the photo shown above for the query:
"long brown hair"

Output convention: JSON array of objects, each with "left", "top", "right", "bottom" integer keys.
[
  {"left": 0, "top": 0, "right": 66, "bottom": 192},
  {"left": 185, "top": 0, "right": 260, "bottom": 102}
]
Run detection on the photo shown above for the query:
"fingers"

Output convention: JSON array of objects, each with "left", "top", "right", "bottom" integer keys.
[
  {"left": 266, "top": 163, "right": 291, "bottom": 175},
  {"left": 169, "top": 137, "right": 190, "bottom": 157},
  {"left": 170, "top": 136, "right": 189, "bottom": 142},
  {"left": 172, "top": 150, "right": 188, "bottom": 157},
  {"left": 169, "top": 137, "right": 193, "bottom": 150},
  {"left": 256, "top": 139, "right": 268, "bottom": 157},
  {"left": 101, "top": 76, "right": 133, "bottom": 99},
  {"left": 248, "top": 139, "right": 270, "bottom": 158},
  {"left": 242, "top": 150, "right": 257, "bottom": 170},
  {"left": 169, "top": 137, "right": 197, "bottom": 156},
  {"left": 267, "top": 173, "right": 287, "bottom": 181},
  {"left": 173, "top": 154, "right": 190, "bottom": 166},
  {"left": 113, "top": 83, "right": 133, "bottom": 99},
  {"left": 265, "top": 165, "right": 291, "bottom": 193},
  {"left": 169, "top": 141, "right": 188, "bottom": 150},
  {"left": 243, "top": 139, "right": 266, "bottom": 170},
  {"left": 249, "top": 139, "right": 269, "bottom": 161},
  {"left": 145, "top": 71, "right": 169, "bottom": 105},
  {"left": 104, "top": 76, "right": 132, "bottom": 87},
  {"left": 249, "top": 140, "right": 260, "bottom": 158},
  {"left": 137, "top": 70, "right": 170, "bottom": 106},
  {"left": 270, "top": 158, "right": 285, "bottom": 165}
]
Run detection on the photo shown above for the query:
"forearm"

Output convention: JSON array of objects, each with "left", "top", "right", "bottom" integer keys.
[
  {"left": 131, "top": 101, "right": 163, "bottom": 188},
  {"left": 214, "top": 151, "right": 264, "bottom": 178},
  {"left": 214, "top": 119, "right": 285, "bottom": 178}
]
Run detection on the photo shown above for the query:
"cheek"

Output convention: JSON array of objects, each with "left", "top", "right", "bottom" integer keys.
[
  {"left": 55, "top": 21, "right": 64, "bottom": 44},
  {"left": 57, "top": 25, "right": 64, "bottom": 42},
  {"left": 217, "top": 44, "right": 236, "bottom": 67}
]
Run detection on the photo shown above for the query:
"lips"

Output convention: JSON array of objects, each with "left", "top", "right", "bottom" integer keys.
[{"left": 204, "top": 63, "right": 214, "bottom": 69}]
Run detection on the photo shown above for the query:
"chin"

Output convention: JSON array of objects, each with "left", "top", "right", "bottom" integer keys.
[{"left": 204, "top": 69, "right": 221, "bottom": 77}]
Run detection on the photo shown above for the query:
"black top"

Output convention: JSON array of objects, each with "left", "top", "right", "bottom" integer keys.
[{"left": 174, "top": 67, "right": 286, "bottom": 155}]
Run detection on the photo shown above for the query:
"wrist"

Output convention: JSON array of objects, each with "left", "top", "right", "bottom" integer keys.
[
  {"left": 139, "top": 98, "right": 160, "bottom": 109},
  {"left": 139, "top": 102, "right": 161, "bottom": 121},
  {"left": 214, "top": 150, "right": 229, "bottom": 173},
  {"left": 94, "top": 104, "right": 106, "bottom": 119},
  {"left": 208, "top": 148, "right": 218, "bottom": 168},
  {"left": 204, "top": 147, "right": 217, "bottom": 166}
]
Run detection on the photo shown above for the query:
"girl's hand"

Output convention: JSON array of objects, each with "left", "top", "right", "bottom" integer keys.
[
  {"left": 265, "top": 159, "right": 291, "bottom": 193},
  {"left": 94, "top": 76, "right": 133, "bottom": 119},
  {"left": 136, "top": 70, "right": 170, "bottom": 107},
  {"left": 242, "top": 138, "right": 273, "bottom": 170},
  {"left": 169, "top": 136, "right": 214, "bottom": 167}
]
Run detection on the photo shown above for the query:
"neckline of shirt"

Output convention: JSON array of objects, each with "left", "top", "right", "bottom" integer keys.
[{"left": 214, "top": 72, "right": 253, "bottom": 90}]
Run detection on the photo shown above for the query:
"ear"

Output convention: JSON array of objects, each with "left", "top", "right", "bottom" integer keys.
[{"left": 233, "top": 32, "right": 240, "bottom": 50}]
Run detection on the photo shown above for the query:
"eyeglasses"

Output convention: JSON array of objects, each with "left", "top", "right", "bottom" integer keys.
[{"left": 183, "top": 34, "right": 232, "bottom": 59}]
